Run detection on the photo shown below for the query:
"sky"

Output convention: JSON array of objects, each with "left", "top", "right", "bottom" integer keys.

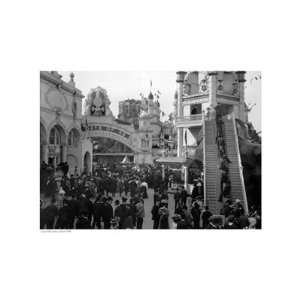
[{"left": 60, "top": 71, "right": 261, "bottom": 131}]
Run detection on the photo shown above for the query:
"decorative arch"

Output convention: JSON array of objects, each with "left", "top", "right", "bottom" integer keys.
[
  {"left": 67, "top": 127, "right": 81, "bottom": 147},
  {"left": 66, "top": 123, "right": 82, "bottom": 136},
  {"left": 47, "top": 119, "right": 68, "bottom": 140},
  {"left": 48, "top": 124, "right": 67, "bottom": 145},
  {"left": 88, "top": 129, "right": 137, "bottom": 153}
]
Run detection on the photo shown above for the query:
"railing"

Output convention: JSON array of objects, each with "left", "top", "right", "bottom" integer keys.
[
  {"left": 231, "top": 112, "right": 249, "bottom": 215},
  {"left": 176, "top": 113, "right": 202, "bottom": 122}
]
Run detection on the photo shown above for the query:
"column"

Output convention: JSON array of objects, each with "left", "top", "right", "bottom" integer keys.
[
  {"left": 177, "top": 127, "right": 183, "bottom": 157},
  {"left": 236, "top": 71, "right": 247, "bottom": 122},
  {"left": 176, "top": 71, "right": 186, "bottom": 118},
  {"left": 176, "top": 71, "right": 186, "bottom": 158},
  {"left": 208, "top": 72, "right": 218, "bottom": 108},
  {"left": 183, "top": 165, "right": 188, "bottom": 191},
  {"left": 43, "top": 143, "right": 48, "bottom": 162},
  {"left": 62, "top": 143, "right": 67, "bottom": 162}
]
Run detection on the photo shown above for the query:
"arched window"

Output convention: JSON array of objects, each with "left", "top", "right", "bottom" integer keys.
[
  {"left": 68, "top": 128, "right": 80, "bottom": 147},
  {"left": 49, "top": 127, "right": 61, "bottom": 145}
]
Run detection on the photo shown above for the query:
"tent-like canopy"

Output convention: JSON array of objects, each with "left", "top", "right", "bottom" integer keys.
[{"left": 121, "top": 155, "right": 131, "bottom": 164}]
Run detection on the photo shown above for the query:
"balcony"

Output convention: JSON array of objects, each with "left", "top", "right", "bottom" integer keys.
[
  {"left": 182, "top": 93, "right": 209, "bottom": 106},
  {"left": 176, "top": 114, "right": 203, "bottom": 128}
]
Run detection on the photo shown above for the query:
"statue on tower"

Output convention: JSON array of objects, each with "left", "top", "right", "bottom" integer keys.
[{"left": 84, "top": 86, "right": 113, "bottom": 117}]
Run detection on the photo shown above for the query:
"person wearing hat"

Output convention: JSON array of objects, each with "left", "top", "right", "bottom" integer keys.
[
  {"left": 92, "top": 196, "right": 105, "bottom": 229},
  {"left": 191, "top": 202, "right": 201, "bottom": 229},
  {"left": 102, "top": 197, "right": 113, "bottom": 229},
  {"left": 158, "top": 201, "right": 169, "bottom": 229},
  {"left": 174, "top": 188, "right": 181, "bottom": 211},
  {"left": 41, "top": 195, "right": 59, "bottom": 229},
  {"left": 171, "top": 214, "right": 182, "bottom": 229},
  {"left": 135, "top": 199, "right": 145, "bottom": 229},
  {"left": 56, "top": 197, "right": 73, "bottom": 229},
  {"left": 201, "top": 206, "right": 212, "bottom": 229},
  {"left": 151, "top": 199, "right": 160, "bottom": 229},
  {"left": 78, "top": 194, "right": 94, "bottom": 225},
  {"left": 118, "top": 197, "right": 131, "bottom": 229}
]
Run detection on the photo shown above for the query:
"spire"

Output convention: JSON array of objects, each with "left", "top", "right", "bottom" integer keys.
[
  {"left": 148, "top": 91, "right": 154, "bottom": 100},
  {"left": 148, "top": 80, "right": 154, "bottom": 99},
  {"left": 68, "top": 72, "right": 75, "bottom": 87}
]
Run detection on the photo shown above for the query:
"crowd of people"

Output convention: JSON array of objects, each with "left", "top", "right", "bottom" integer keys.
[
  {"left": 41, "top": 161, "right": 165, "bottom": 229},
  {"left": 40, "top": 158, "right": 261, "bottom": 230}
]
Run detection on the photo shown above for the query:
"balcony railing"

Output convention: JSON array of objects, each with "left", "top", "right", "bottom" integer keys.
[{"left": 176, "top": 113, "right": 203, "bottom": 122}]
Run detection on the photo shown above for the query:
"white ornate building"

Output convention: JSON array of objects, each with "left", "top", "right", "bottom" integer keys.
[
  {"left": 40, "top": 72, "right": 176, "bottom": 171},
  {"left": 40, "top": 71, "right": 93, "bottom": 174},
  {"left": 83, "top": 86, "right": 154, "bottom": 165}
]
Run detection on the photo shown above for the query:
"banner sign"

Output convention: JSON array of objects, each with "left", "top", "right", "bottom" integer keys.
[{"left": 88, "top": 125, "right": 130, "bottom": 139}]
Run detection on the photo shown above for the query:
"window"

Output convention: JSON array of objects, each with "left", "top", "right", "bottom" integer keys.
[
  {"left": 68, "top": 129, "right": 79, "bottom": 147},
  {"left": 49, "top": 127, "right": 61, "bottom": 145}
]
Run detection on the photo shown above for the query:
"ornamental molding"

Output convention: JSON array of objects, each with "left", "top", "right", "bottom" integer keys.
[
  {"left": 40, "top": 106, "right": 81, "bottom": 122},
  {"left": 87, "top": 119, "right": 135, "bottom": 135},
  {"left": 87, "top": 129, "right": 139, "bottom": 152},
  {"left": 40, "top": 71, "right": 84, "bottom": 98}
]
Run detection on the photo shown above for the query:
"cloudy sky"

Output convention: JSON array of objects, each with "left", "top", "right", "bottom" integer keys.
[{"left": 60, "top": 71, "right": 261, "bottom": 131}]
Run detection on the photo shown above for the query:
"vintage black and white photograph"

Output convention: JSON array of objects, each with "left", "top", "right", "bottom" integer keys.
[
  {"left": 40, "top": 71, "right": 261, "bottom": 229},
  {"left": 4, "top": 0, "right": 300, "bottom": 299}
]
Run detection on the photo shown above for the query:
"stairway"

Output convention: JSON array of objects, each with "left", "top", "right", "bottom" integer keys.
[
  {"left": 223, "top": 117, "right": 248, "bottom": 212},
  {"left": 203, "top": 120, "right": 221, "bottom": 214}
]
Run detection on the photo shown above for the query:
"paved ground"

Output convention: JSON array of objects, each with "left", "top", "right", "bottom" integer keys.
[
  {"left": 110, "top": 188, "right": 175, "bottom": 229},
  {"left": 143, "top": 189, "right": 175, "bottom": 229}
]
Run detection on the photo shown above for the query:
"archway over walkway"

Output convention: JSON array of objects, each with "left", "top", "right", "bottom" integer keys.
[{"left": 92, "top": 136, "right": 135, "bottom": 166}]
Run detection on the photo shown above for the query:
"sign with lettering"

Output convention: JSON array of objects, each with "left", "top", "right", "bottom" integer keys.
[{"left": 88, "top": 125, "right": 131, "bottom": 139}]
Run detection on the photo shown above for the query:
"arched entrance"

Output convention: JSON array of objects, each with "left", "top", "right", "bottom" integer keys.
[
  {"left": 48, "top": 124, "right": 66, "bottom": 167},
  {"left": 92, "top": 137, "right": 134, "bottom": 166},
  {"left": 83, "top": 151, "right": 91, "bottom": 174}
]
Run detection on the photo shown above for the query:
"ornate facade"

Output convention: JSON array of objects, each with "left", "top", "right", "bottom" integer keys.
[
  {"left": 40, "top": 71, "right": 93, "bottom": 174},
  {"left": 40, "top": 73, "right": 177, "bottom": 171}
]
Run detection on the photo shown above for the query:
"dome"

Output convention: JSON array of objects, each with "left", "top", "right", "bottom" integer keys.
[{"left": 148, "top": 91, "right": 154, "bottom": 100}]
